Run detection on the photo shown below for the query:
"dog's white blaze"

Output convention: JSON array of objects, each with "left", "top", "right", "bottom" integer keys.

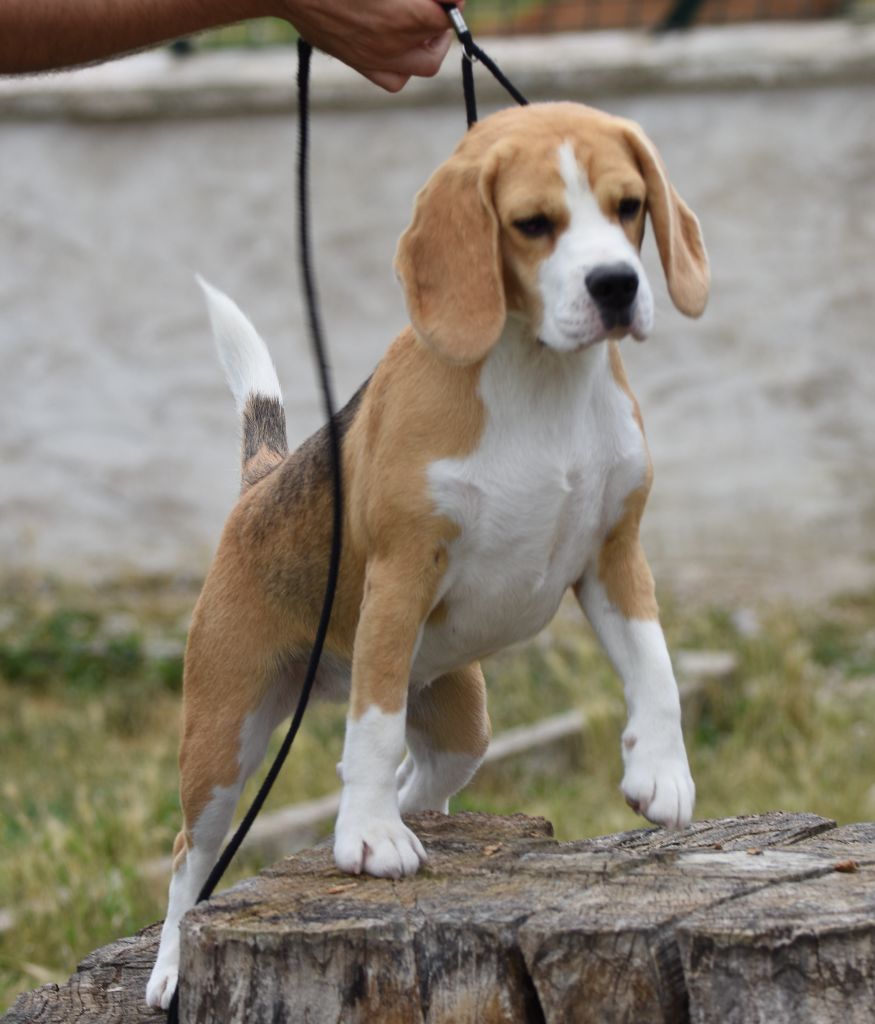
[
  {"left": 419, "top": 319, "right": 649, "bottom": 683},
  {"left": 577, "top": 574, "right": 695, "bottom": 829},
  {"left": 334, "top": 706, "right": 427, "bottom": 878},
  {"left": 538, "top": 142, "right": 654, "bottom": 351}
]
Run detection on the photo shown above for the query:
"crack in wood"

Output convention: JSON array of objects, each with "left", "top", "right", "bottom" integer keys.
[{"left": 4, "top": 811, "right": 874, "bottom": 1024}]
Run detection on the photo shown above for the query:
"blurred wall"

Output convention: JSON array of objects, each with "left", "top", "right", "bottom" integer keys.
[{"left": 1, "top": 43, "right": 873, "bottom": 602}]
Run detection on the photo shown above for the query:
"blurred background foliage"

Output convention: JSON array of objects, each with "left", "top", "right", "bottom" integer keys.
[
  {"left": 1, "top": 0, "right": 871, "bottom": 1012},
  {"left": 2, "top": 577, "right": 874, "bottom": 1009},
  {"left": 194, "top": 0, "right": 846, "bottom": 51}
]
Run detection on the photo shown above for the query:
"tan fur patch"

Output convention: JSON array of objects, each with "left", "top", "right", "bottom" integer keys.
[
  {"left": 596, "top": 342, "right": 659, "bottom": 621},
  {"left": 242, "top": 445, "right": 284, "bottom": 492},
  {"left": 178, "top": 551, "right": 292, "bottom": 829},
  {"left": 620, "top": 122, "right": 710, "bottom": 317},
  {"left": 345, "top": 329, "right": 486, "bottom": 717},
  {"left": 406, "top": 664, "right": 491, "bottom": 758},
  {"left": 347, "top": 549, "right": 449, "bottom": 718},
  {"left": 171, "top": 829, "right": 190, "bottom": 873},
  {"left": 395, "top": 152, "right": 506, "bottom": 365},
  {"left": 608, "top": 341, "right": 645, "bottom": 434},
  {"left": 598, "top": 484, "right": 659, "bottom": 621}
]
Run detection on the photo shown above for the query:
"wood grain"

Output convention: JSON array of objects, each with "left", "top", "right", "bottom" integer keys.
[{"left": 6, "top": 812, "right": 874, "bottom": 1024}]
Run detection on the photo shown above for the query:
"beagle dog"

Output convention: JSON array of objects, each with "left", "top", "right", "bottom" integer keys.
[{"left": 147, "top": 101, "right": 708, "bottom": 1009}]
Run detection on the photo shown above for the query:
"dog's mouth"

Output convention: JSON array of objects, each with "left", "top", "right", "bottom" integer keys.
[
  {"left": 537, "top": 332, "right": 612, "bottom": 354},
  {"left": 536, "top": 290, "right": 653, "bottom": 352},
  {"left": 538, "top": 320, "right": 633, "bottom": 353},
  {"left": 600, "top": 299, "right": 653, "bottom": 343},
  {"left": 601, "top": 308, "right": 633, "bottom": 331},
  {"left": 606, "top": 307, "right": 650, "bottom": 344}
]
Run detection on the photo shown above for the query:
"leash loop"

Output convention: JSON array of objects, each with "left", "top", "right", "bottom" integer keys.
[
  {"left": 439, "top": 3, "right": 528, "bottom": 128},
  {"left": 444, "top": 3, "right": 477, "bottom": 58}
]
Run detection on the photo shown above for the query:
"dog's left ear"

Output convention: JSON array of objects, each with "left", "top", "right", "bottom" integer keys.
[
  {"left": 623, "top": 123, "right": 710, "bottom": 318},
  {"left": 395, "top": 148, "right": 506, "bottom": 366}
]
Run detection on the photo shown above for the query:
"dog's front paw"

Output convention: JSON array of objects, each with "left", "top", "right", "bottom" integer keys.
[
  {"left": 621, "top": 727, "right": 695, "bottom": 830},
  {"left": 146, "top": 959, "right": 178, "bottom": 1010},
  {"left": 334, "top": 812, "right": 427, "bottom": 878}
]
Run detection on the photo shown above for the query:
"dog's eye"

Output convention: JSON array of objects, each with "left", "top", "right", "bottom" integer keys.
[
  {"left": 513, "top": 214, "right": 554, "bottom": 239},
  {"left": 618, "top": 197, "right": 643, "bottom": 221}
]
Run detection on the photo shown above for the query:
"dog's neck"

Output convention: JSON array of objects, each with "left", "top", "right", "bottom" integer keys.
[{"left": 484, "top": 312, "right": 611, "bottom": 409}]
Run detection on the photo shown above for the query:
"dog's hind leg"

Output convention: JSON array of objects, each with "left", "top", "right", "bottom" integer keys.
[
  {"left": 397, "top": 663, "right": 492, "bottom": 814},
  {"left": 145, "top": 586, "right": 293, "bottom": 1010}
]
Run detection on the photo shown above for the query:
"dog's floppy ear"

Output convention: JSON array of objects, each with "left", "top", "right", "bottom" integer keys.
[
  {"left": 395, "top": 149, "right": 505, "bottom": 365},
  {"left": 623, "top": 123, "right": 710, "bottom": 318}
]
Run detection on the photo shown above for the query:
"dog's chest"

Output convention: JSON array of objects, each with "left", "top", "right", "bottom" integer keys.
[{"left": 414, "top": 340, "right": 647, "bottom": 682}]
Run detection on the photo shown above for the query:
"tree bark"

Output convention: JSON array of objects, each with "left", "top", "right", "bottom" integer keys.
[{"left": 5, "top": 812, "right": 874, "bottom": 1024}]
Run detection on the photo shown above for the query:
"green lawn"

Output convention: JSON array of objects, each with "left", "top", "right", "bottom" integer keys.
[{"left": 2, "top": 577, "right": 874, "bottom": 1011}]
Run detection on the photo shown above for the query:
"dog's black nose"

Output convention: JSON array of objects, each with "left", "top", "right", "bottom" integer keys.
[{"left": 585, "top": 263, "right": 639, "bottom": 317}]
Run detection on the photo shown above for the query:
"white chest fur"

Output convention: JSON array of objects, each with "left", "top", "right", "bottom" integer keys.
[{"left": 412, "top": 323, "right": 648, "bottom": 684}]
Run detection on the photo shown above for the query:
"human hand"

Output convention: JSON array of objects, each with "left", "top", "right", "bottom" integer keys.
[{"left": 275, "top": 0, "right": 462, "bottom": 92}]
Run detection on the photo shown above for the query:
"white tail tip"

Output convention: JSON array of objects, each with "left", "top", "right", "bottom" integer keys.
[{"left": 196, "top": 275, "right": 282, "bottom": 415}]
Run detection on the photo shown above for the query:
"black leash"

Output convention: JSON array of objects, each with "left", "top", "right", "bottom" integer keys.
[
  {"left": 440, "top": 3, "right": 528, "bottom": 127},
  {"left": 192, "top": 37, "right": 343, "bottom": 913},
  {"left": 166, "top": 37, "right": 341, "bottom": 1024},
  {"left": 166, "top": 14, "right": 527, "bottom": 1018}
]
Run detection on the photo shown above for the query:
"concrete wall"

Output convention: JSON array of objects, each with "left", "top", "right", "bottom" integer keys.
[{"left": 1, "top": 25, "right": 873, "bottom": 602}]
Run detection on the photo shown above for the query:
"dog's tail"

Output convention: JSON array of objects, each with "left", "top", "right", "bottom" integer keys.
[{"left": 197, "top": 277, "right": 288, "bottom": 492}]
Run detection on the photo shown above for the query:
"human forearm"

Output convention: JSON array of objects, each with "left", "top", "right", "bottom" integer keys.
[
  {"left": 0, "top": 0, "right": 278, "bottom": 74},
  {"left": 0, "top": 0, "right": 455, "bottom": 92}
]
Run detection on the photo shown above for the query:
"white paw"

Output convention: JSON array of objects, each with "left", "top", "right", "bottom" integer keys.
[
  {"left": 621, "top": 729, "right": 695, "bottom": 830},
  {"left": 334, "top": 813, "right": 427, "bottom": 878},
  {"left": 145, "top": 960, "right": 178, "bottom": 1010}
]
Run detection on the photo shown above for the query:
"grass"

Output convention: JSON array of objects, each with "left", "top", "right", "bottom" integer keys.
[
  {"left": 186, "top": 4, "right": 546, "bottom": 53},
  {"left": 1, "top": 576, "right": 875, "bottom": 1011},
  {"left": 465, "top": 594, "right": 875, "bottom": 836}
]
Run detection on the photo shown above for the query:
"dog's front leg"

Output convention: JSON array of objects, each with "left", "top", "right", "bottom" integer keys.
[
  {"left": 334, "top": 554, "right": 437, "bottom": 878},
  {"left": 575, "top": 540, "right": 695, "bottom": 830}
]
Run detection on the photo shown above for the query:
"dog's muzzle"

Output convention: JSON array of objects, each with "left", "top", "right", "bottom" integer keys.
[{"left": 585, "top": 263, "right": 639, "bottom": 328}]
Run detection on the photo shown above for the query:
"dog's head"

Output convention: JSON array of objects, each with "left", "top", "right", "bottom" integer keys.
[{"left": 395, "top": 102, "right": 709, "bottom": 365}]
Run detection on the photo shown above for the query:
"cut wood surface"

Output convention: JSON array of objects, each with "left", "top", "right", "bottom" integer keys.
[{"left": 5, "top": 811, "right": 875, "bottom": 1023}]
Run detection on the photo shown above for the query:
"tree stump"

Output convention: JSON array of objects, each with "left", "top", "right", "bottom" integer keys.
[{"left": 5, "top": 811, "right": 875, "bottom": 1023}]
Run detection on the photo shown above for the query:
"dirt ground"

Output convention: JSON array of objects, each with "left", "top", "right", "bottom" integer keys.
[{"left": 1, "top": 83, "right": 873, "bottom": 604}]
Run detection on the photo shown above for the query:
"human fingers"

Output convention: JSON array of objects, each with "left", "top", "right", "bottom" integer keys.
[
  {"left": 276, "top": 0, "right": 456, "bottom": 85},
  {"left": 385, "top": 29, "right": 453, "bottom": 78},
  {"left": 343, "top": 30, "right": 453, "bottom": 84}
]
